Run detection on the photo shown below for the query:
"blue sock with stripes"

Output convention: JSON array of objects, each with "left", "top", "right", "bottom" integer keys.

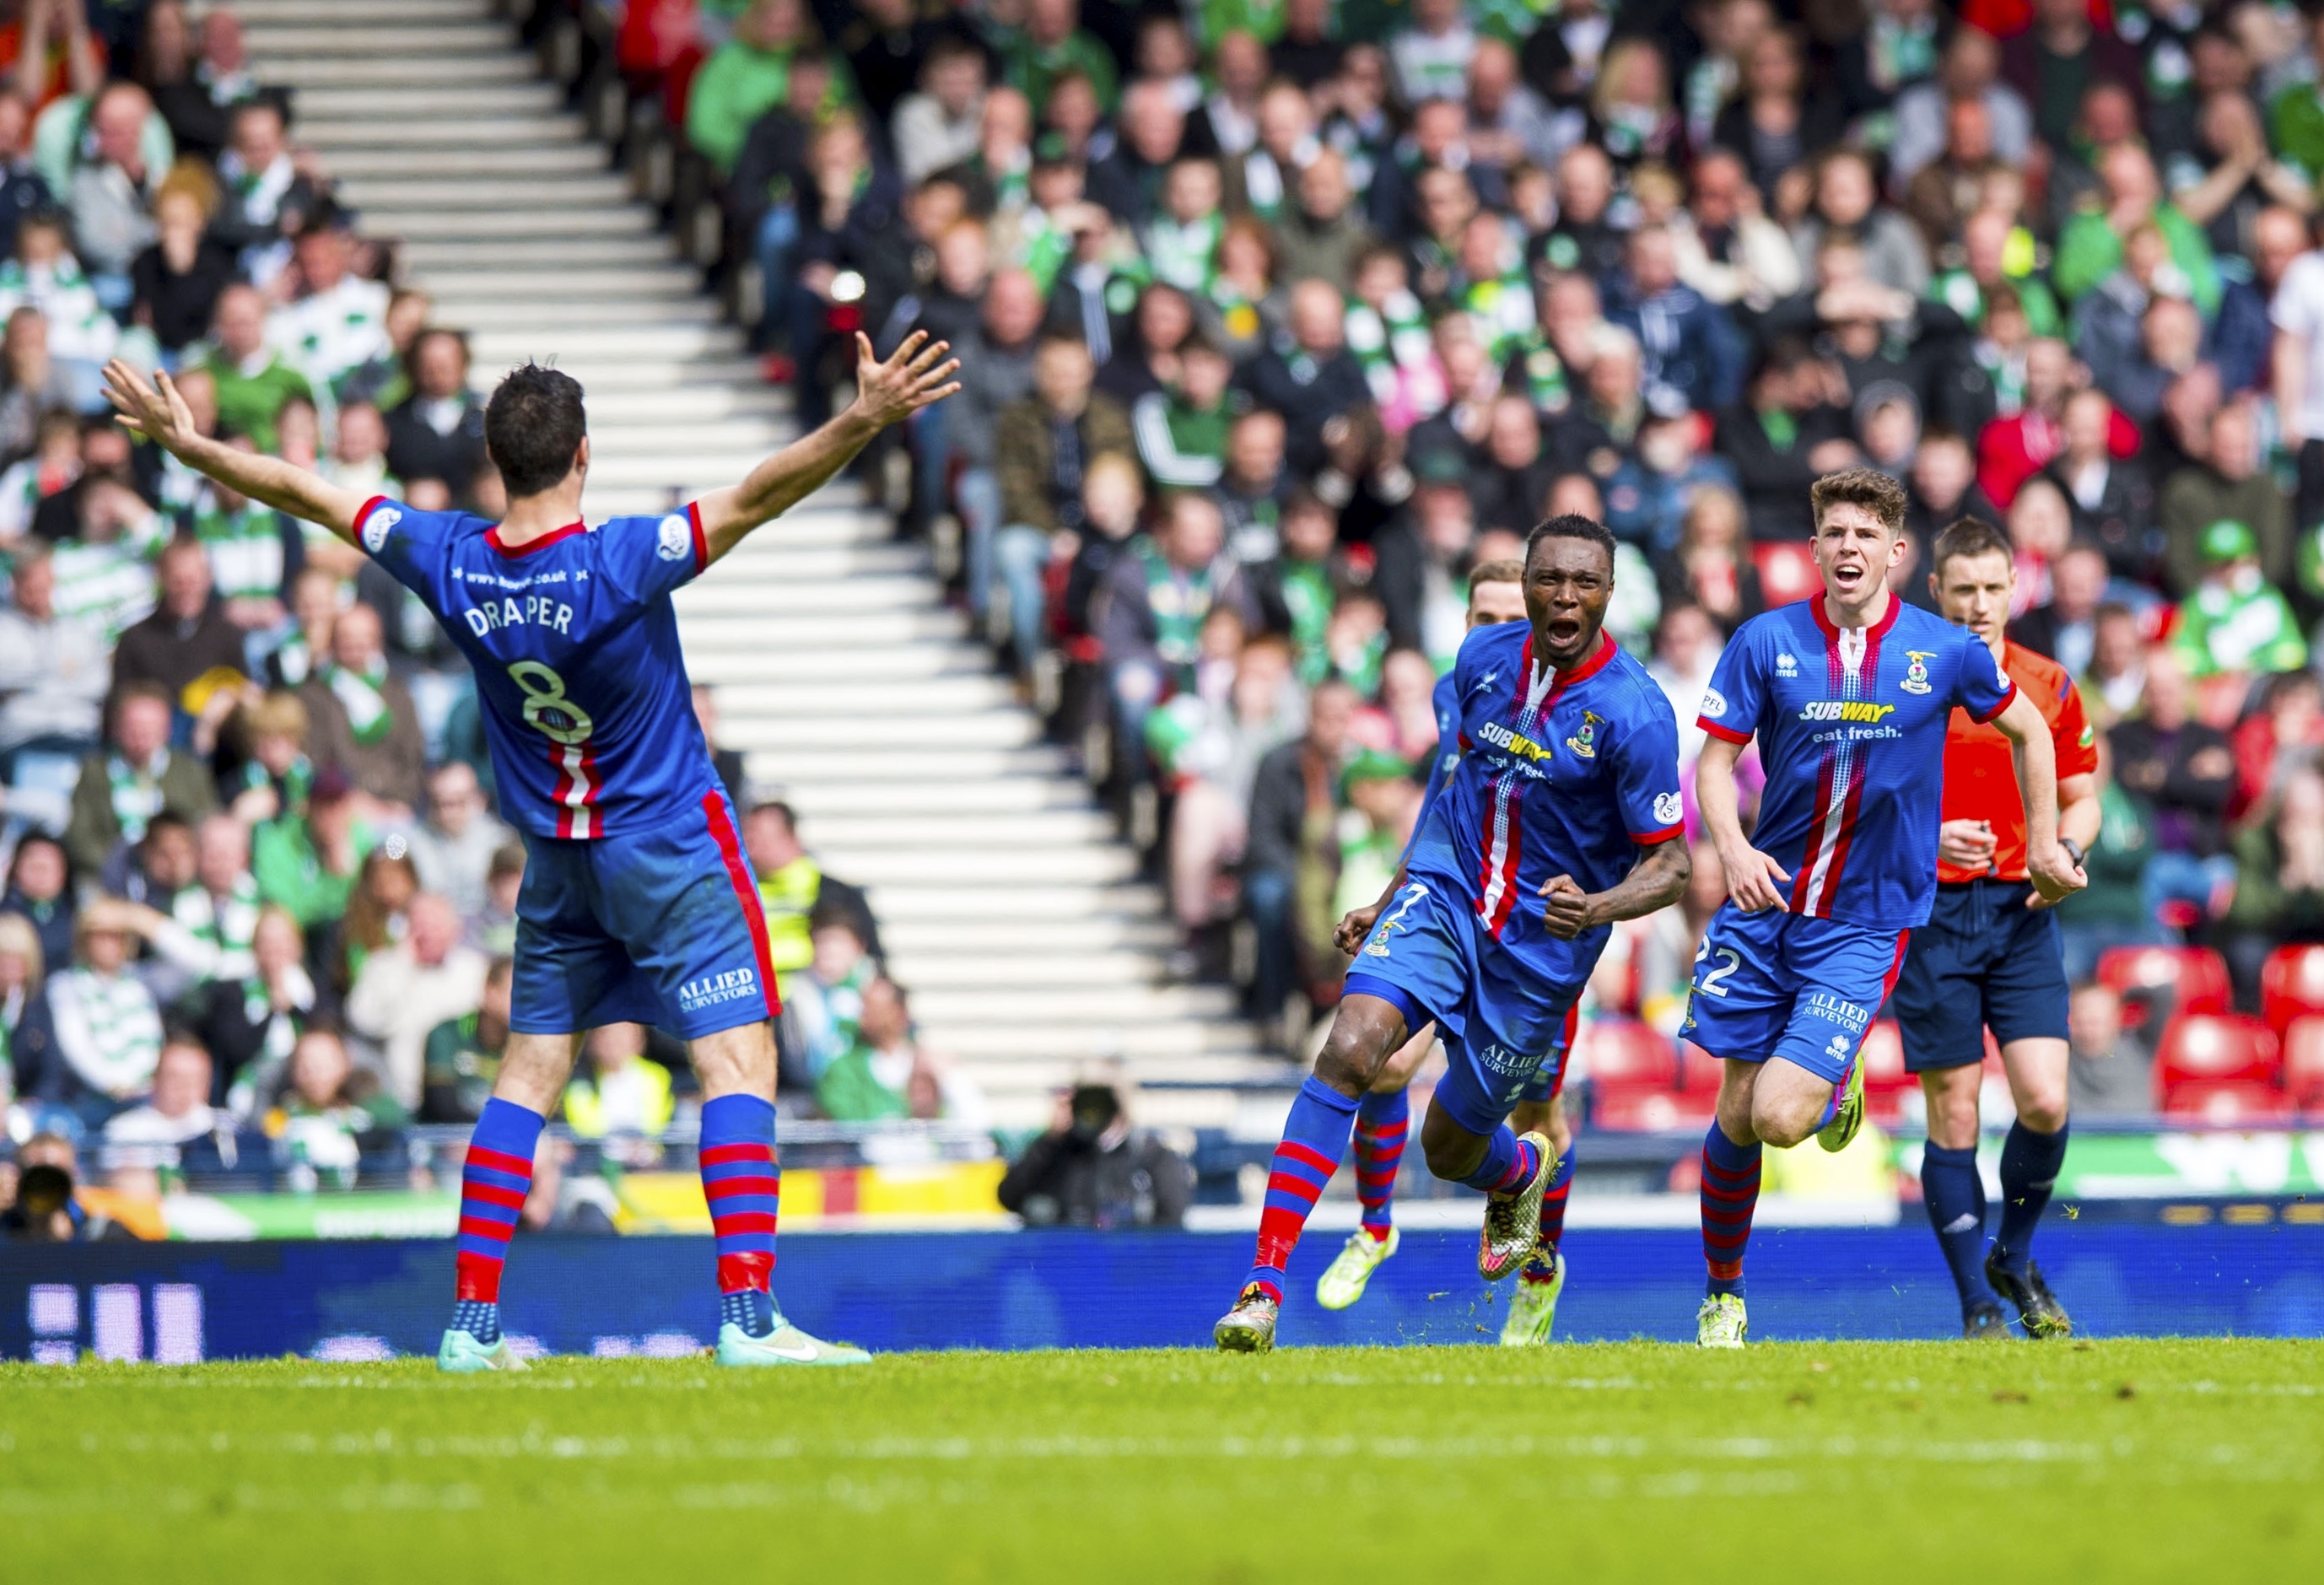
[
  {"left": 1243, "top": 1076, "right": 1361, "bottom": 1302},
  {"left": 450, "top": 1097, "right": 544, "bottom": 1340},
  {"left": 700, "top": 1093, "right": 781, "bottom": 1337},
  {"left": 1352, "top": 1087, "right": 1410, "bottom": 1237},
  {"left": 1458, "top": 1126, "right": 1541, "bottom": 1194},
  {"left": 1701, "top": 1122, "right": 1762, "bottom": 1297}
]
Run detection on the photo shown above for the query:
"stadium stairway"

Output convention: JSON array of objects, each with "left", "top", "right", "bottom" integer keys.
[{"left": 238, "top": 0, "right": 1292, "bottom": 1129}]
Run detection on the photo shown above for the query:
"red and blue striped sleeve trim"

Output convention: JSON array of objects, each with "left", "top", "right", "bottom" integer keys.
[
  {"left": 351, "top": 494, "right": 391, "bottom": 546},
  {"left": 1699, "top": 718, "right": 1750, "bottom": 743},
  {"left": 1629, "top": 823, "right": 1685, "bottom": 844},
  {"left": 1970, "top": 682, "right": 2019, "bottom": 725}
]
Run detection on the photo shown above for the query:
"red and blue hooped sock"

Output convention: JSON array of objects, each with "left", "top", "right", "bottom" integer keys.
[
  {"left": 450, "top": 1097, "right": 544, "bottom": 1341},
  {"left": 1459, "top": 1124, "right": 1541, "bottom": 1194},
  {"left": 701, "top": 1093, "right": 780, "bottom": 1338},
  {"left": 1701, "top": 1122, "right": 1762, "bottom": 1298},
  {"left": 1352, "top": 1087, "right": 1409, "bottom": 1240},
  {"left": 1523, "top": 1148, "right": 1577, "bottom": 1284},
  {"left": 1243, "top": 1076, "right": 1361, "bottom": 1302}
]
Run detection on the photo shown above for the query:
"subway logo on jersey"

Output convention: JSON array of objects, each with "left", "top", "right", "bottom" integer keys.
[
  {"left": 1798, "top": 700, "right": 1895, "bottom": 723},
  {"left": 1475, "top": 720, "right": 1553, "bottom": 763}
]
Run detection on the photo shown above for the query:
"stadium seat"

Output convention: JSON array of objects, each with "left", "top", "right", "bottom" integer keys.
[
  {"left": 2281, "top": 1016, "right": 2324, "bottom": 1111},
  {"left": 1859, "top": 1021, "right": 1911, "bottom": 1125},
  {"left": 2153, "top": 1014, "right": 2280, "bottom": 1107},
  {"left": 1751, "top": 542, "right": 1822, "bottom": 607},
  {"left": 2158, "top": 1080, "right": 2294, "bottom": 1124},
  {"left": 1593, "top": 1086, "right": 1718, "bottom": 1131},
  {"left": 1585, "top": 1019, "right": 1680, "bottom": 1088},
  {"left": 2260, "top": 944, "right": 2324, "bottom": 1038},
  {"left": 2097, "top": 946, "right": 2233, "bottom": 1020}
]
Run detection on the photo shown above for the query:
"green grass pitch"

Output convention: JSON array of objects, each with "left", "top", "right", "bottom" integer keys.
[{"left": 5, "top": 1340, "right": 2317, "bottom": 1580}]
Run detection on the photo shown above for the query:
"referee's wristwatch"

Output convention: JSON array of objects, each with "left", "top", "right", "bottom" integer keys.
[{"left": 2058, "top": 836, "right": 2087, "bottom": 869}]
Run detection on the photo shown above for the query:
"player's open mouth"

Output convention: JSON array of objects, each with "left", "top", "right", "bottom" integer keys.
[{"left": 1545, "top": 617, "right": 1582, "bottom": 648}]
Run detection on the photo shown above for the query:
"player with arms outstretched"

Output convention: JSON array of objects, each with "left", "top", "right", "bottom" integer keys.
[
  {"left": 1683, "top": 469, "right": 2084, "bottom": 1349},
  {"left": 1895, "top": 517, "right": 2100, "bottom": 1338},
  {"left": 1215, "top": 516, "right": 1690, "bottom": 1352},
  {"left": 103, "top": 333, "right": 959, "bottom": 1371},
  {"left": 1308, "top": 558, "right": 1590, "bottom": 1346}
]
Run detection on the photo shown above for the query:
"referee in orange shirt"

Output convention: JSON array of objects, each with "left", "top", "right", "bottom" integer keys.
[{"left": 1890, "top": 519, "right": 2103, "bottom": 1339}]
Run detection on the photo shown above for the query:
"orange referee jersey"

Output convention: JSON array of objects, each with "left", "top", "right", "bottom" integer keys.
[{"left": 1937, "top": 639, "right": 2098, "bottom": 884}]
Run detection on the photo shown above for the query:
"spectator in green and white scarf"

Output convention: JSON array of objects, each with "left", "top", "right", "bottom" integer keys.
[
  {"left": 189, "top": 432, "right": 295, "bottom": 630},
  {"left": 37, "top": 901, "right": 164, "bottom": 1129},
  {"left": 295, "top": 599, "right": 424, "bottom": 817},
  {"left": 63, "top": 682, "right": 217, "bottom": 877},
  {"left": 2171, "top": 518, "right": 2309, "bottom": 681}
]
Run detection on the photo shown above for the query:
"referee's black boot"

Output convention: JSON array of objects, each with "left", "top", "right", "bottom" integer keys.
[{"left": 1985, "top": 1250, "right": 2073, "bottom": 1339}]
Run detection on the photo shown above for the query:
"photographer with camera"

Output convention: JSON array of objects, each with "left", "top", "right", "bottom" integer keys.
[{"left": 997, "top": 1068, "right": 1191, "bottom": 1229}]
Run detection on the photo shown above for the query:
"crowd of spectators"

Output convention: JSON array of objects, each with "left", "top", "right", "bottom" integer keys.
[
  {"left": 644, "top": 0, "right": 2324, "bottom": 1088},
  {"left": 0, "top": 3, "right": 1010, "bottom": 1227}
]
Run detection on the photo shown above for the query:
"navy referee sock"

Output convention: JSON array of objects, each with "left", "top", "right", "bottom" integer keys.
[
  {"left": 1993, "top": 1121, "right": 2069, "bottom": 1278},
  {"left": 1920, "top": 1143, "right": 1996, "bottom": 1315}
]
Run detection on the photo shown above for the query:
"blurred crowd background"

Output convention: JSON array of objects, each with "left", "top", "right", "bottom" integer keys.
[{"left": 18, "top": 0, "right": 2324, "bottom": 1236}]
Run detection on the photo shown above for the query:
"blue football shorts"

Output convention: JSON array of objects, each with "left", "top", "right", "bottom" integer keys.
[
  {"left": 1344, "top": 876, "right": 1581, "bottom": 1136},
  {"left": 510, "top": 787, "right": 778, "bottom": 1040},
  {"left": 1680, "top": 903, "right": 1908, "bottom": 1084},
  {"left": 1890, "top": 878, "right": 2069, "bottom": 1071}
]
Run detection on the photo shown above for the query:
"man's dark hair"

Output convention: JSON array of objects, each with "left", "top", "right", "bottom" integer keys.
[
  {"left": 1931, "top": 515, "right": 2012, "bottom": 574},
  {"left": 1809, "top": 466, "right": 1908, "bottom": 536},
  {"left": 483, "top": 362, "right": 587, "bottom": 499},
  {"left": 1525, "top": 513, "right": 1616, "bottom": 567},
  {"left": 749, "top": 798, "right": 798, "bottom": 836}
]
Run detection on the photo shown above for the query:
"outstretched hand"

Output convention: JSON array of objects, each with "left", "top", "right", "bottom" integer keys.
[
  {"left": 852, "top": 331, "right": 961, "bottom": 429},
  {"left": 102, "top": 359, "right": 202, "bottom": 459}
]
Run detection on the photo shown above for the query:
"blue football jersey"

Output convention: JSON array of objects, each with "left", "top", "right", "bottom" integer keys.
[
  {"left": 1696, "top": 597, "right": 2016, "bottom": 929},
  {"left": 1399, "top": 622, "right": 1685, "bottom": 986},
  {"left": 1401, "top": 668, "right": 1463, "bottom": 863},
  {"left": 354, "top": 495, "right": 719, "bottom": 839}
]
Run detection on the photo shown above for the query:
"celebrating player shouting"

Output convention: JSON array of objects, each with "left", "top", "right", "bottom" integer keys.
[
  {"left": 1893, "top": 518, "right": 2100, "bottom": 1339},
  {"left": 1308, "top": 558, "right": 1588, "bottom": 1346},
  {"left": 1683, "top": 469, "right": 2084, "bottom": 1349},
  {"left": 1216, "top": 516, "right": 1689, "bottom": 1352},
  {"left": 104, "top": 333, "right": 959, "bottom": 1371}
]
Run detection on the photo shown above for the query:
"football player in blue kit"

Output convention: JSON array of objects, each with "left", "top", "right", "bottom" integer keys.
[
  {"left": 102, "top": 334, "right": 959, "bottom": 1371},
  {"left": 1309, "top": 558, "right": 1593, "bottom": 1346},
  {"left": 1682, "top": 469, "right": 2084, "bottom": 1349},
  {"left": 1216, "top": 515, "right": 1691, "bottom": 1352}
]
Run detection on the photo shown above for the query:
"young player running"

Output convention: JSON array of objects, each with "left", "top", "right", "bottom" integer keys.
[
  {"left": 103, "top": 334, "right": 959, "bottom": 1371},
  {"left": 1309, "top": 558, "right": 1589, "bottom": 1345},
  {"left": 1216, "top": 516, "right": 1690, "bottom": 1351},
  {"left": 1895, "top": 518, "right": 2100, "bottom": 1338},
  {"left": 1684, "top": 470, "right": 2083, "bottom": 1349}
]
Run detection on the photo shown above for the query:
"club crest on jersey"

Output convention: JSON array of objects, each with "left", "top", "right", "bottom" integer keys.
[
  {"left": 1477, "top": 720, "right": 1552, "bottom": 763},
  {"left": 655, "top": 513, "right": 692, "bottom": 562},
  {"left": 362, "top": 506, "right": 400, "bottom": 554},
  {"left": 1653, "top": 790, "right": 1683, "bottom": 826},
  {"left": 1566, "top": 709, "right": 1603, "bottom": 758},
  {"left": 1901, "top": 650, "right": 1936, "bottom": 694},
  {"left": 1775, "top": 651, "right": 1798, "bottom": 678}
]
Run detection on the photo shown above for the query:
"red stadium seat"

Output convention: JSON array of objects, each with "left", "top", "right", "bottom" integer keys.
[
  {"left": 1677, "top": 1038, "right": 1726, "bottom": 1095},
  {"left": 2159, "top": 1080, "right": 2294, "bottom": 1124},
  {"left": 2097, "top": 946, "right": 2233, "bottom": 1021},
  {"left": 2282, "top": 1016, "right": 2324, "bottom": 1110},
  {"left": 1859, "top": 1021, "right": 1911, "bottom": 1125},
  {"left": 2153, "top": 1013, "right": 2279, "bottom": 1096},
  {"left": 1751, "top": 542, "right": 1822, "bottom": 607},
  {"left": 1583, "top": 1019, "right": 1678, "bottom": 1088},
  {"left": 1592, "top": 1087, "right": 1719, "bottom": 1131},
  {"left": 2261, "top": 944, "right": 2324, "bottom": 1038}
]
